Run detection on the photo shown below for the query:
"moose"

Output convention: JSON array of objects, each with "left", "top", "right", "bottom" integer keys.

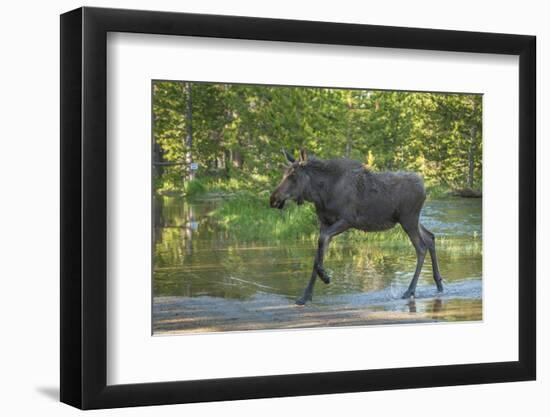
[{"left": 270, "top": 149, "right": 444, "bottom": 305}]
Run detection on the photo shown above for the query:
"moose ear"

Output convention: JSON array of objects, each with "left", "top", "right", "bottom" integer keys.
[
  {"left": 281, "top": 149, "right": 295, "bottom": 163},
  {"left": 299, "top": 148, "right": 308, "bottom": 163}
]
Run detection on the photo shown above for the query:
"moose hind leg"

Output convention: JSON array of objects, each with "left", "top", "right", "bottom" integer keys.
[
  {"left": 420, "top": 224, "right": 443, "bottom": 292},
  {"left": 401, "top": 221, "right": 428, "bottom": 299}
]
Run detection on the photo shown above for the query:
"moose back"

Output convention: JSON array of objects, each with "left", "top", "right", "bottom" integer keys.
[{"left": 270, "top": 149, "right": 443, "bottom": 305}]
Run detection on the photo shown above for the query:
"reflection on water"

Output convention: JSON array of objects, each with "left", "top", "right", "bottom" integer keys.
[{"left": 153, "top": 195, "right": 482, "bottom": 308}]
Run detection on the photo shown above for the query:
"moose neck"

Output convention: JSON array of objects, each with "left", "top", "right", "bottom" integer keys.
[{"left": 302, "top": 159, "right": 348, "bottom": 209}]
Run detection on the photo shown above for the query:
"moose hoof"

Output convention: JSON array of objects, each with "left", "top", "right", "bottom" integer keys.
[
  {"left": 296, "top": 295, "right": 312, "bottom": 306},
  {"left": 316, "top": 267, "right": 332, "bottom": 284},
  {"left": 436, "top": 281, "right": 444, "bottom": 293},
  {"left": 319, "top": 275, "right": 331, "bottom": 285},
  {"left": 401, "top": 290, "right": 415, "bottom": 299}
]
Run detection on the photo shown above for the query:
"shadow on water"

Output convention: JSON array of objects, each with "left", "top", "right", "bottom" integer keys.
[{"left": 153, "top": 195, "right": 482, "bottom": 331}]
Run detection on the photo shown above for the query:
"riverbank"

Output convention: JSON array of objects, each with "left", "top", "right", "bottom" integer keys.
[
  {"left": 158, "top": 172, "right": 481, "bottom": 201},
  {"left": 153, "top": 280, "right": 482, "bottom": 335},
  {"left": 156, "top": 174, "right": 480, "bottom": 242}
]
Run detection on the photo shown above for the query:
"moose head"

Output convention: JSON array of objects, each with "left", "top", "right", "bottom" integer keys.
[{"left": 269, "top": 149, "right": 310, "bottom": 209}]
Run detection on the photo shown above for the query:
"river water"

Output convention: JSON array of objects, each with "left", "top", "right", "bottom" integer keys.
[{"left": 153, "top": 195, "right": 482, "bottom": 333}]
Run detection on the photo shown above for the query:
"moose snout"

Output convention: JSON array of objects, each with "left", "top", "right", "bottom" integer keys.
[{"left": 269, "top": 192, "right": 286, "bottom": 209}]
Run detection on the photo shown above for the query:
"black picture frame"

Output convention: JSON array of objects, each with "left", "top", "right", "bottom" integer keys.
[{"left": 60, "top": 6, "right": 536, "bottom": 410}]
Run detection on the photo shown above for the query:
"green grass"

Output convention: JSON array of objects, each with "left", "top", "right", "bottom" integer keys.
[
  {"left": 425, "top": 184, "right": 451, "bottom": 200},
  {"left": 208, "top": 191, "right": 482, "bottom": 249},
  {"left": 208, "top": 191, "right": 416, "bottom": 243},
  {"left": 183, "top": 178, "right": 206, "bottom": 196},
  {"left": 209, "top": 191, "right": 318, "bottom": 241},
  {"left": 159, "top": 171, "right": 467, "bottom": 201},
  {"left": 159, "top": 173, "right": 480, "bottom": 244},
  {"left": 425, "top": 183, "right": 483, "bottom": 200},
  {"left": 169, "top": 171, "right": 274, "bottom": 198}
]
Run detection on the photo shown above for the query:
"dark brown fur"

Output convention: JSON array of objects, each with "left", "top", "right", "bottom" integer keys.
[{"left": 270, "top": 150, "right": 443, "bottom": 305}]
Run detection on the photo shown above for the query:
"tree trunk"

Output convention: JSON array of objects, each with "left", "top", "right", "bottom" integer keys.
[
  {"left": 345, "top": 124, "right": 352, "bottom": 158},
  {"left": 224, "top": 149, "right": 231, "bottom": 175},
  {"left": 184, "top": 82, "right": 194, "bottom": 180},
  {"left": 345, "top": 93, "right": 353, "bottom": 158},
  {"left": 232, "top": 149, "right": 244, "bottom": 168},
  {"left": 467, "top": 126, "right": 476, "bottom": 188},
  {"left": 153, "top": 130, "right": 164, "bottom": 179},
  {"left": 467, "top": 99, "right": 478, "bottom": 189}
]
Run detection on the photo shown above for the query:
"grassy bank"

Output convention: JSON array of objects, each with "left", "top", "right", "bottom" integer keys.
[
  {"left": 209, "top": 191, "right": 419, "bottom": 243},
  {"left": 207, "top": 192, "right": 482, "bottom": 251},
  {"left": 159, "top": 173, "right": 480, "bottom": 244},
  {"left": 158, "top": 171, "right": 273, "bottom": 197},
  {"left": 161, "top": 172, "right": 469, "bottom": 201}
]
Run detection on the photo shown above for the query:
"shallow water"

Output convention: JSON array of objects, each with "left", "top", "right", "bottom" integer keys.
[{"left": 153, "top": 195, "right": 482, "bottom": 331}]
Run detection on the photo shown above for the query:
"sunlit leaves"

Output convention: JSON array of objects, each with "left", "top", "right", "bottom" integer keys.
[{"left": 152, "top": 81, "right": 482, "bottom": 192}]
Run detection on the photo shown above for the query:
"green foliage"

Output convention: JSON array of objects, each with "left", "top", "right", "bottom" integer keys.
[
  {"left": 210, "top": 192, "right": 318, "bottom": 241},
  {"left": 425, "top": 184, "right": 452, "bottom": 200},
  {"left": 152, "top": 81, "right": 483, "bottom": 194},
  {"left": 209, "top": 192, "right": 413, "bottom": 242},
  {"left": 183, "top": 179, "right": 206, "bottom": 196},
  {"left": 207, "top": 192, "right": 482, "bottom": 247}
]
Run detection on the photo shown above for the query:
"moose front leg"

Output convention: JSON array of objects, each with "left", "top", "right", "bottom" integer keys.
[{"left": 296, "top": 220, "right": 349, "bottom": 305}]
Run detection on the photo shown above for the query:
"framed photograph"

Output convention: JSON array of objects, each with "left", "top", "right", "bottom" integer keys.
[{"left": 60, "top": 6, "right": 536, "bottom": 409}]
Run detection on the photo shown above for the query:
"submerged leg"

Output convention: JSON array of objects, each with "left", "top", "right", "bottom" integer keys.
[
  {"left": 420, "top": 223, "right": 444, "bottom": 292},
  {"left": 401, "top": 219, "right": 428, "bottom": 299},
  {"left": 296, "top": 219, "right": 349, "bottom": 305}
]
